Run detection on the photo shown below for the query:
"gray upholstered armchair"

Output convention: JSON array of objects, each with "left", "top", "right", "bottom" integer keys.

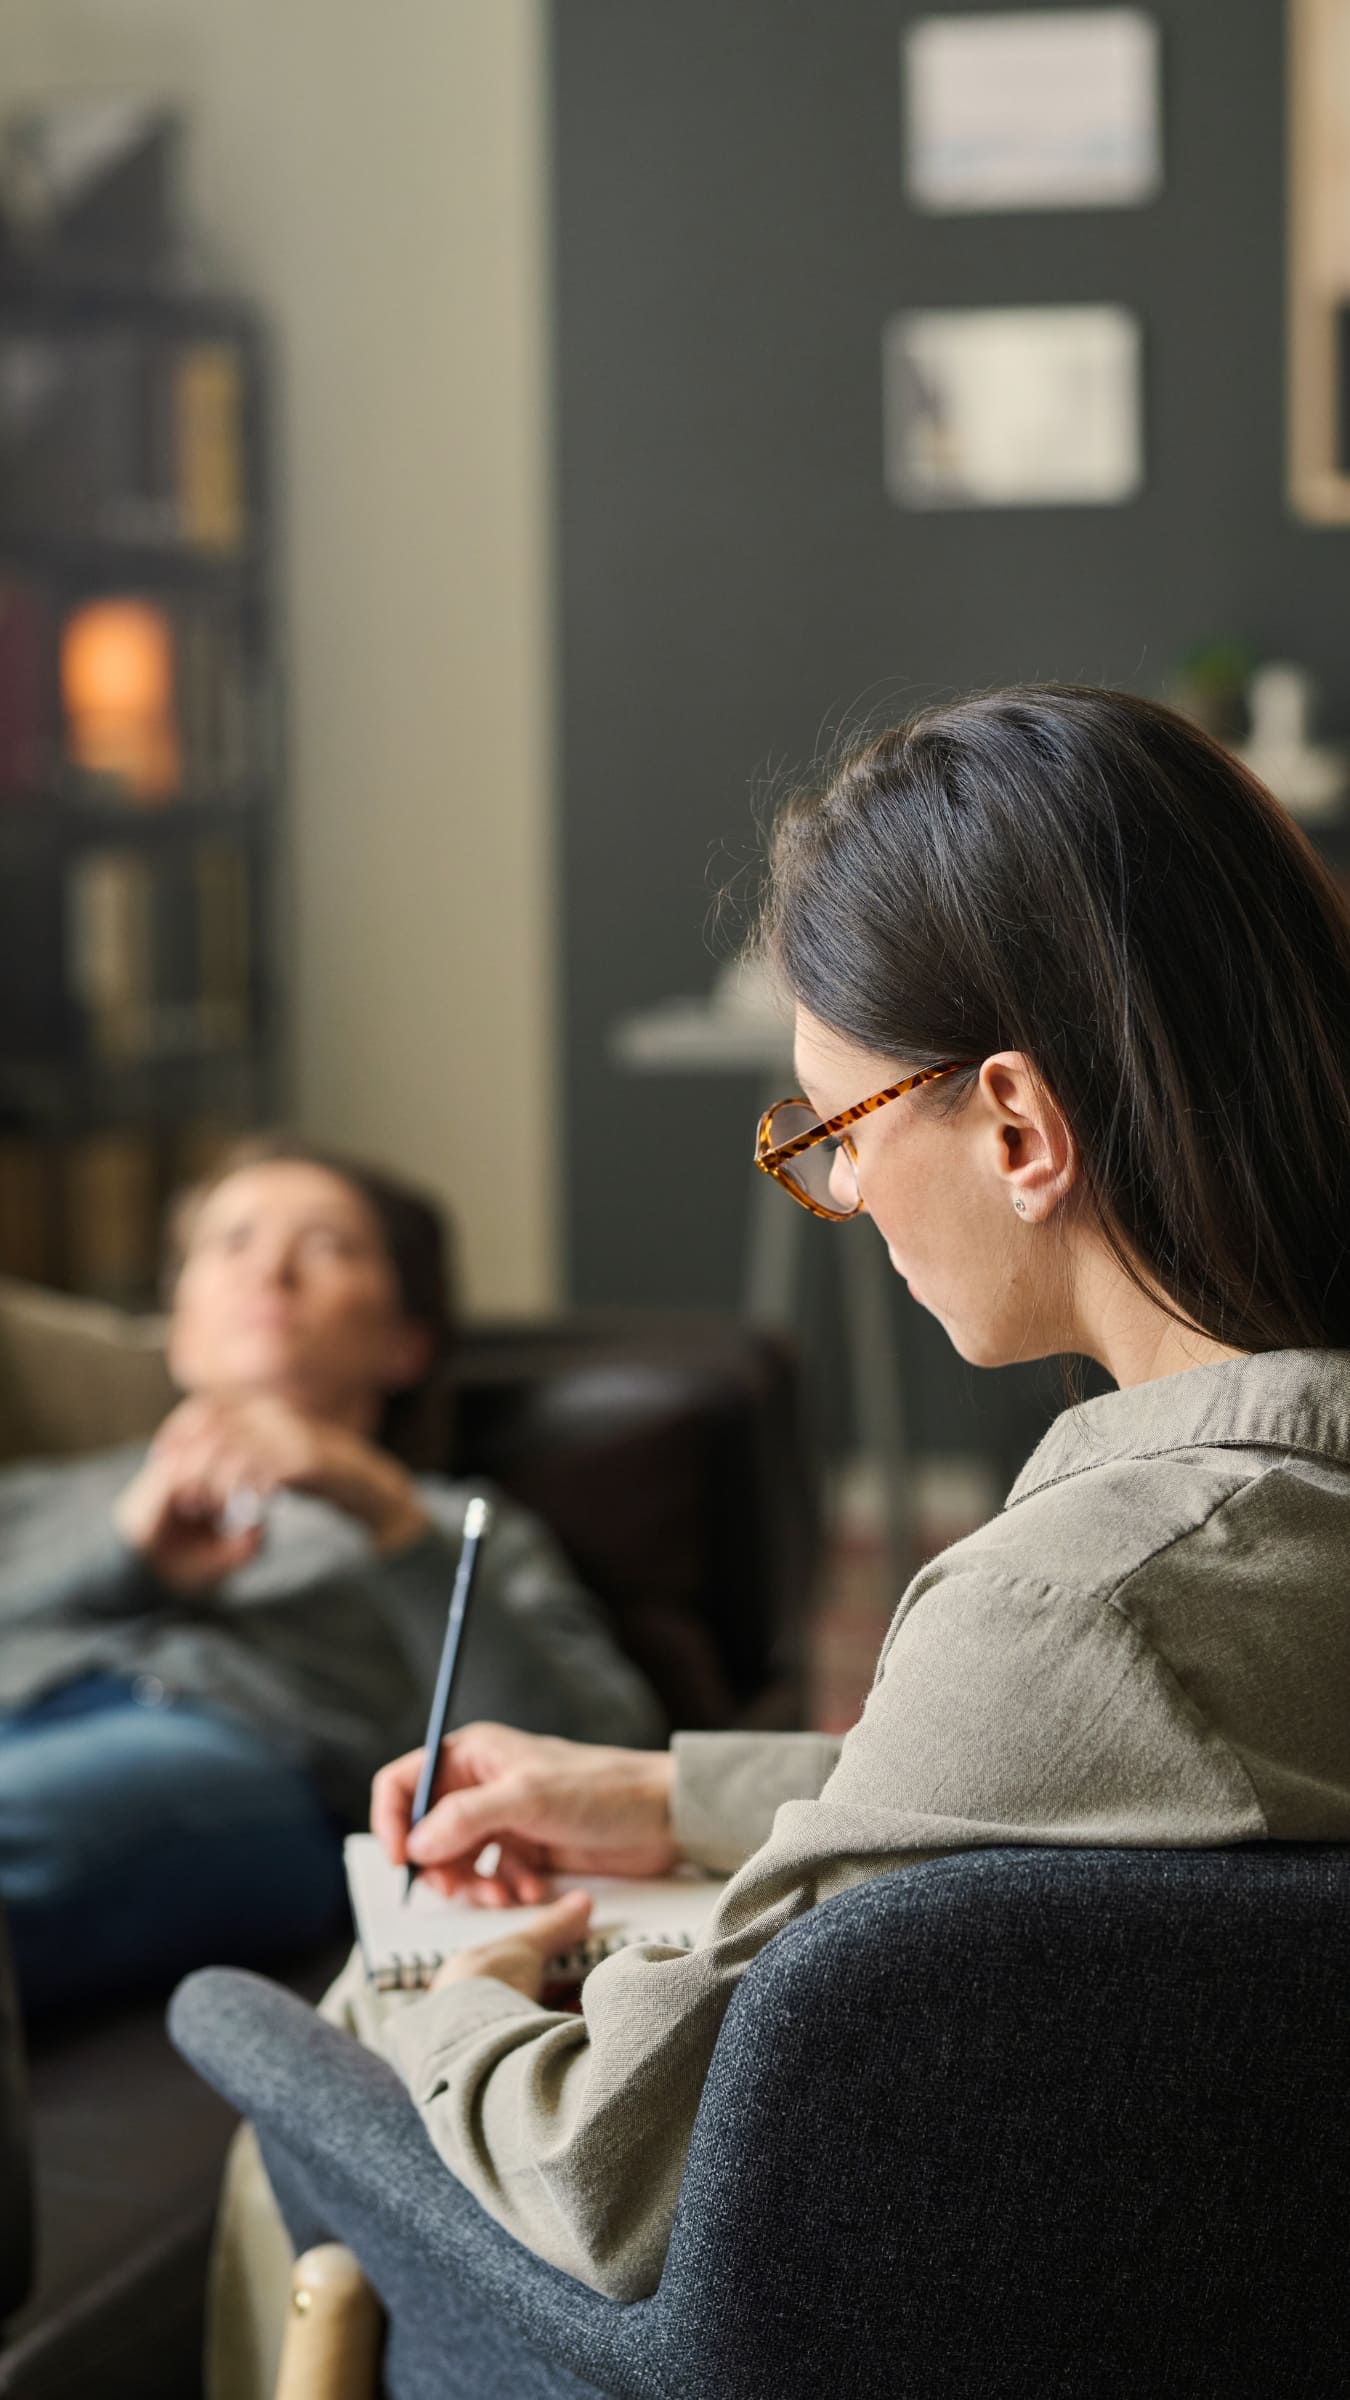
[{"left": 172, "top": 1843, "right": 1350, "bottom": 2400}]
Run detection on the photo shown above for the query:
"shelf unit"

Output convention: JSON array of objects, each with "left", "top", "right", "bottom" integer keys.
[{"left": 0, "top": 265, "right": 280, "bottom": 1301}]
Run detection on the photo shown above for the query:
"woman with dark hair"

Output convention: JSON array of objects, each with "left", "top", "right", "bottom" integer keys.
[
  {"left": 347, "top": 686, "right": 1350, "bottom": 2301},
  {"left": 0, "top": 1138, "right": 662, "bottom": 2016}
]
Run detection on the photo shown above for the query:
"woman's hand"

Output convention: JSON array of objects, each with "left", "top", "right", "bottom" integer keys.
[
  {"left": 114, "top": 1439, "right": 267, "bottom": 1592},
  {"left": 115, "top": 1393, "right": 431, "bottom": 1590},
  {"left": 371, "top": 1721, "right": 680, "bottom": 1904},
  {"left": 430, "top": 1889, "right": 595, "bottom": 2000}
]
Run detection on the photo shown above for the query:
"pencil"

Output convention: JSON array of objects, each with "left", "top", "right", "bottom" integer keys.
[{"left": 403, "top": 1493, "right": 493, "bottom": 1898}]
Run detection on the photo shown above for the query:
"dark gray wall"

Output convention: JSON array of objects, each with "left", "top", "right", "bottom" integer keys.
[{"left": 549, "top": 0, "right": 1349, "bottom": 1483}]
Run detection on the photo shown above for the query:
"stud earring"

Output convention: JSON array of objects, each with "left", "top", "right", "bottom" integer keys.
[{"left": 1013, "top": 1198, "right": 1027, "bottom": 1214}]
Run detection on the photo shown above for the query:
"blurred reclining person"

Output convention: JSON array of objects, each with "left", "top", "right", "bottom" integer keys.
[{"left": 0, "top": 1135, "right": 662, "bottom": 2017}]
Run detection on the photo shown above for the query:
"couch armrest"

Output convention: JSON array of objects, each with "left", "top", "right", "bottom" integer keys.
[
  {"left": 0, "top": 1277, "right": 174, "bottom": 1464},
  {"left": 0, "top": 1905, "right": 35, "bottom": 2329},
  {"left": 451, "top": 1313, "right": 818, "bottom": 1729}
]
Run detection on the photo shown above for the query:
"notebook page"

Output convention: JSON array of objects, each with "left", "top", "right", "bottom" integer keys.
[{"left": 344, "top": 1832, "right": 722, "bottom": 1990}]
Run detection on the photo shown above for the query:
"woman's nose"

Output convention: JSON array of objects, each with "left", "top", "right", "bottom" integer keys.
[{"left": 254, "top": 1244, "right": 300, "bottom": 1287}]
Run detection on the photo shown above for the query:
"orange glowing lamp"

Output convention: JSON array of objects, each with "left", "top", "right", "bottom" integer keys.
[{"left": 61, "top": 598, "right": 181, "bottom": 803}]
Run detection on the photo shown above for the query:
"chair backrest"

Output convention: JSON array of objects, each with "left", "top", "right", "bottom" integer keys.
[{"left": 660, "top": 1844, "right": 1350, "bottom": 2400}]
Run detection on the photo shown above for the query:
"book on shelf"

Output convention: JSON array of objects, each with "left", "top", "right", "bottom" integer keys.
[
  {"left": 173, "top": 599, "right": 252, "bottom": 793},
  {"left": 0, "top": 326, "right": 249, "bottom": 555},
  {"left": 66, "top": 843, "right": 253, "bottom": 1061},
  {"left": 150, "top": 840, "right": 198, "bottom": 1042},
  {"left": 0, "top": 838, "right": 65, "bottom": 1053},
  {"left": 0, "top": 1121, "right": 262, "bottom": 1300},
  {"left": 63, "top": 1131, "right": 159, "bottom": 1304},
  {"left": 0, "top": 1136, "right": 57, "bottom": 1285},
  {"left": 175, "top": 343, "right": 246, "bottom": 553},
  {"left": 87, "top": 331, "right": 178, "bottom": 548},
  {"left": 194, "top": 843, "right": 252, "bottom": 1045},
  {"left": 66, "top": 850, "right": 153, "bottom": 1058},
  {"left": 0, "top": 1128, "right": 161, "bottom": 1302},
  {"left": 0, "top": 579, "right": 52, "bottom": 794}
]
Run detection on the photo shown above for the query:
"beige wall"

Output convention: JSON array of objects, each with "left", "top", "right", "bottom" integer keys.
[{"left": 0, "top": 0, "right": 559, "bottom": 1311}]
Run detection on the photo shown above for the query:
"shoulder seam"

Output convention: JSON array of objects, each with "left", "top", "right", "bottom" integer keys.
[
  {"left": 1009, "top": 1433, "right": 1335, "bottom": 1509},
  {"left": 1100, "top": 1469, "right": 1286, "bottom": 1837},
  {"left": 891, "top": 1484, "right": 1278, "bottom": 1836}
]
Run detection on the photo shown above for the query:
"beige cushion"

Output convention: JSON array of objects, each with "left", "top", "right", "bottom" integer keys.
[{"left": 0, "top": 1277, "right": 175, "bottom": 1464}]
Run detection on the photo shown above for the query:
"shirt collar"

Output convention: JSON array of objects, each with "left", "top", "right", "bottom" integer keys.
[{"left": 1007, "top": 1349, "right": 1350, "bottom": 1508}]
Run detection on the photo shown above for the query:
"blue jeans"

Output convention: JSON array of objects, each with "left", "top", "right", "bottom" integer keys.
[{"left": 0, "top": 1675, "right": 349, "bottom": 2017}]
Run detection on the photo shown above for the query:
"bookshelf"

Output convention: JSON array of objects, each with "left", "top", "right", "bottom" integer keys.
[{"left": 0, "top": 264, "right": 279, "bottom": 1303}]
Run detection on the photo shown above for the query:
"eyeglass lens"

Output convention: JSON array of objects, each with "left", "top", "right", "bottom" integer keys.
[{"left": 766, "top": 1102, "right": 859, "bottom": 1215}]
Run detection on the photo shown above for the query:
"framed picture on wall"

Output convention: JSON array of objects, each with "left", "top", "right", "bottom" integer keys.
[
  {"left": 883, "top": 305, "right": 1144, "bottom": 508},
  {"left": 902, "top": 8, "right": 1162, "bottom": 213},
  {"left": 1289, "top": 0, "right": 1350, "bottom": 521}
]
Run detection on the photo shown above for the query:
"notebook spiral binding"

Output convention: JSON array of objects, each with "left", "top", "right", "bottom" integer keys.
[{"left": 375, "top": 1925, "right": 699, "bottom": 1994}]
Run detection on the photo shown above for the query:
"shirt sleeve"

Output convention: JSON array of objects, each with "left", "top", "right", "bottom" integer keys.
[
  {"left": 40, "top": 1530, "right": 170, "bottom": 1620},
  {"left": 670, "top": 1730, "right": 843, "bottom": 1872},
  {"left": 0, "top": 1452, "right": 170, "bottom": 1623},
  {"left": 380, "top": 1562, "right": 1266, "bottom": 2302}
]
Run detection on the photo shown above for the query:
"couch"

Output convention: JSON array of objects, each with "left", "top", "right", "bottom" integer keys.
[{"left": 0, "top": 1277, "right": 817, "bottom": 2398}]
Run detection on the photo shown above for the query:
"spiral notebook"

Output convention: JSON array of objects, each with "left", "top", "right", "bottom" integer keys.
[{"left": 344, "top": 1833, "right": 723, "bottom": 1992}]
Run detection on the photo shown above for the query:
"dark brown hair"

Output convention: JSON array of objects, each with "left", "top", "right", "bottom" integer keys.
[
  {"left": 165, "top": 1132, "right": 456, "bottom": 1467},
  {"left": 763, "top": 684, "right": 1350, "bottom": 1352}
]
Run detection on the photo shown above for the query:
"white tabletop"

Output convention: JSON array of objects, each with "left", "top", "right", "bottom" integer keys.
[{"left": 610, "top": 999, "right": 794, "bottom": 1075}]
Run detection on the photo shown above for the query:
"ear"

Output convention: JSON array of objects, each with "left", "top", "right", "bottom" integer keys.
[
  {"left": 379, "top": 1318, "right": 437, "bottom": 1395},
  {"left": 976, "top": 1052, "right": 1078, "bottom": 1223}
]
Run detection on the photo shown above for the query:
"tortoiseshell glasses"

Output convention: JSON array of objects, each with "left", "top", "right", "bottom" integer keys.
[{"left": 753, "top": 1064, "right": 966, "bottom": 1221}]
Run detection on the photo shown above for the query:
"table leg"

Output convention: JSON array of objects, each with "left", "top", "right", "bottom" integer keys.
[
  {"left": 744, "top": 1075, "right": 806, "bottom": 1326},
  {"left": 838, "top": 1225, "right": 916, "bottom": 1578}
]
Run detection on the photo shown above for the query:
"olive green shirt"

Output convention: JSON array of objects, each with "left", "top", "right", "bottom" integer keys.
[{"left": 380, "top": 1349, "right": 1350, "bottom": 2300}]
